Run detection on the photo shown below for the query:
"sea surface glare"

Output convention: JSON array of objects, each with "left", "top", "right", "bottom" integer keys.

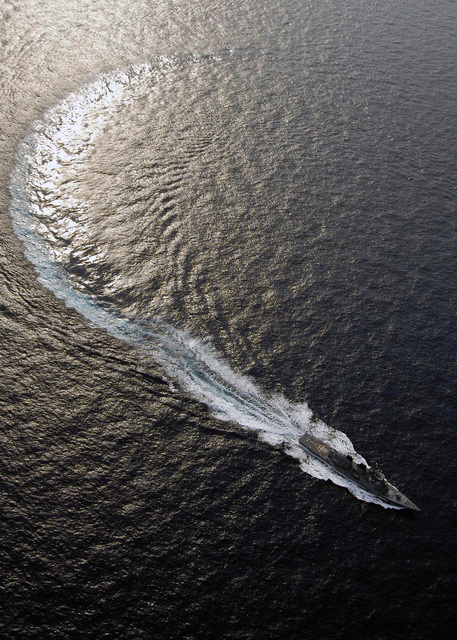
[
  {"left": 1, "top": 1, "right": 457, "bottom": 639},
  {"left": 10, "top": 54, "right": 392, "bottom": 507}
]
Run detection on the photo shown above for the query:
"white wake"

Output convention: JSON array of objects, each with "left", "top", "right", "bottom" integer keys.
[{"left": 9, "top": 56, "right": 398, "bottom": 508}]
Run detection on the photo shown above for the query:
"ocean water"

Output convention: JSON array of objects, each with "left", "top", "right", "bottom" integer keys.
[{"left": 1, "top": 1, "right": 456, "bottom": 639}]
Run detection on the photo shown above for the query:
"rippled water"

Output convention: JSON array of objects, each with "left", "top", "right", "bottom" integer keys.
[
  {"left": 11, "top": 52, "right": 401, "bottom": 508},
  {"left": 1, "top": 1, "right": 457, "bottom": 639}
]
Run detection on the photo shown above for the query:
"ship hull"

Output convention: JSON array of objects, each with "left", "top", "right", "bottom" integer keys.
[{"left": 299, "top": 434, "right": 420, "bottom": 512}]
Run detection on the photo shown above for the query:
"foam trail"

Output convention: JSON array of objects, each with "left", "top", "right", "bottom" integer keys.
[{"left": 9, "top": 57, "right": 398, "bottom": 508}]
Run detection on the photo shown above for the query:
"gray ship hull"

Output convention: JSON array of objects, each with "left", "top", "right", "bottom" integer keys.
[{"left": 299, "top": 434, "right": 420, "bottom": 511}]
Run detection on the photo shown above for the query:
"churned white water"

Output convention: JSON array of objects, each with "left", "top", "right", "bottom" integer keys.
[{"left": 9, "top": 56, "right": 398, "bottom": 508}]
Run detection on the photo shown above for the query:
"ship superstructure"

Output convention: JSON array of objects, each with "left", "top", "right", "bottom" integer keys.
[{"left": 299, "top": 434, "right": 419, "bottom": 511}]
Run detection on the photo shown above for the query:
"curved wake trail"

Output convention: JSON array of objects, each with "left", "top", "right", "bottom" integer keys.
[{"left": 9, "top": 56, "right": 396, "bottom": 508}]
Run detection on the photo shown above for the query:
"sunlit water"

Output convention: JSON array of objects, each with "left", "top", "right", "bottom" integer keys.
[
  {"left": 3, "top": 1, "right": 457, "bottom": 639},
  {"left": 9, "top": 53, "right": 400, "bottom": 507}
]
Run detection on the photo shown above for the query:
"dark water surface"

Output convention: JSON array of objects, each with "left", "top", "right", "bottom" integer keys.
[{"left": 1, "top": 1, "right": 457, "bottom": 638}]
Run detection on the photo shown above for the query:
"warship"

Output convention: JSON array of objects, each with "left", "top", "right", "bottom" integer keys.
[{"left": 299, "top": 434, "right": 420, "bottom": 511}]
